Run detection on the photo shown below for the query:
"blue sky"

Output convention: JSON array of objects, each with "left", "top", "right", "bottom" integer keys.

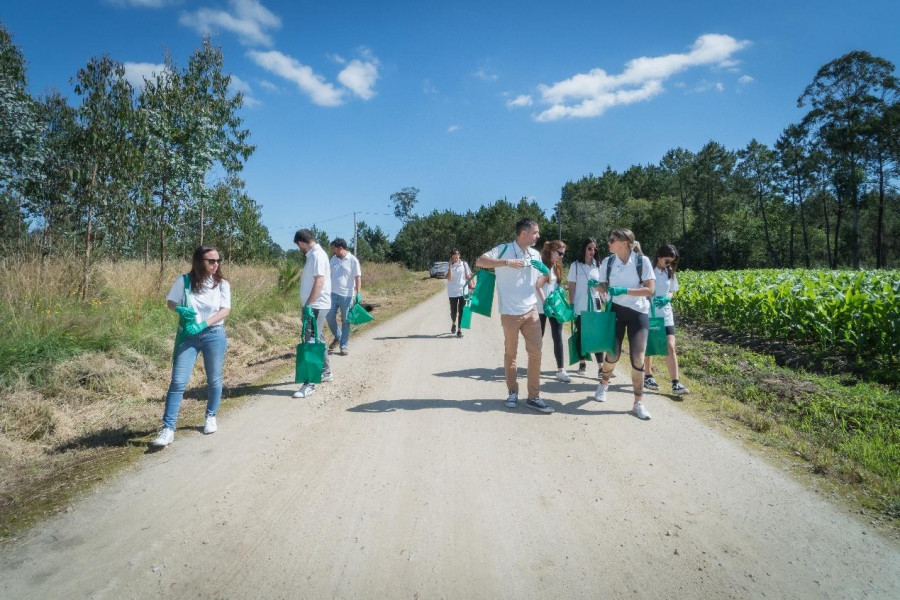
[{"left": 3, "top": 1, "right": 899, "bottom": 247}]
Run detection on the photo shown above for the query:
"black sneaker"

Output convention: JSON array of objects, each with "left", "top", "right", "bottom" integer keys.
[
  {"left": 672, "top": 381, "right": 690, "bottom": 395},
  {"left": 643, "top": 375, "right": 660, "bottom": 391},
  {"left": 457, "top": 330, "right": 463, "bottom": 338},
  {"left": 576, "top": 362, "right": 587, "bottom": 375},
  {"left": 526, "top": 397, "right": 554, "bottom": 413},
  {"left": 451, "top": 324, "right": 456, "bottom": 334}
]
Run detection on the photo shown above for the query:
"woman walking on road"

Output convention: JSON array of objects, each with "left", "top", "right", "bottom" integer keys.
[
  {"left": 446, "top": 249, "right": 474, "bottom": 338},
  {"left": 596, "top": 228, "right": 656, "bottom": 420},
  {"left": 644, "top": 244, "right": 690, "bottom": 396},
  {"left": 152, "top": 246, "right": 231, "bottom": 447},
  {"left": 567, "top": 238, "right": 604, "bottom": 385},
  {"left": 535, "top": 239, "right": 570, "bottom": 382}
]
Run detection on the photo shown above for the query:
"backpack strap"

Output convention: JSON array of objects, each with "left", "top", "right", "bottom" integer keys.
[{"left": 606, "top": 253, "right": 645, "bottom": 285}]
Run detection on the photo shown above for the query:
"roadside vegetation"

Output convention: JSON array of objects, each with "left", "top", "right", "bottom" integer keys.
[{"left": 0, "top": 256, "right": 443, "bottom": 541}]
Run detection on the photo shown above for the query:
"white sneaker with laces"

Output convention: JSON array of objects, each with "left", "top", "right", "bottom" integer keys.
[
  {"left": 555, "top": 370, "right": 572, "bottom": 383},
  {"left": 505, "top": 392, "right": 518, "bottom": 408},
  {"left": 320, "top": 372, "right": 334, "bottom": 383},
  {"left": 151, "top": 428, "right": 174, "bottom": 447},
  {"left": 204, "top": 416, "right": 217, "bottom": 434},
  {"left": 633, "top": 401, "right": 652, "bottom": 420},
  {"left": 293, "top": 383, "right": 316, "bottom": 398},
  {"left": 594, "top": 383, "right": 608, "bottom": 402}
]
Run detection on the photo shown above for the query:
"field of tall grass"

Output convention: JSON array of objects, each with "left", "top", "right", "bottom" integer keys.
[{"left": 0, "top": 255, "right": 442, "bottom": 539}]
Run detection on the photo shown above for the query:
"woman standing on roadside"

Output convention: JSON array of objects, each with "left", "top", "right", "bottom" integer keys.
[
  {"left": 596, "top": 228, "right": 656, "bottom": 420},
  {"left": 446, "top": 249, "right": 474, "bottom": 338},
  {"left": 535, "top": 239, "right": 570, "bottom": 382},
  {"left": 152, "top": 246, "right": 231, "bottom": 447},
  {"left": 643, "top": 244, "right": 690, "bottom": 396},
  {"left": 567, "top": 238, "right": 604, "bottom": 387}
]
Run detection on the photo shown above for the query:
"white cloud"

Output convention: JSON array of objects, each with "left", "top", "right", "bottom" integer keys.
[
  {"left": 229, "top": 75, "right": 260, "bottom": 107},
  {"left": 530, "top": 33, "right": 750, "bottom": 121},
  {"left": 738, "top": 75, "right": 754, "bottom": 84},
  {"left": 716, "top": 82, "right": 724, "bottom": 92},
  {"left": 337, "top": 50, "right": 380, "bottom": 100},
  {"left": 180, "top": 0, "right": 281, "bottom": 47},
  {"left": 259, "top": 79, "right": 279, "bottom": 92},
  {"left": 474, "top": 68, "right": 498, "bottom": 82},
  {"left": 507, "top": 94, "right": 533, "bottom": 108},
  {"left": 423, "top": 79, "right": 438, "bottom": 95},
  {"left": 123, "top": 62, "right": 168, "bottom": 89},
  {"left": 447, "top": 125, "right": 460, "bottom": 133},
  {"left": 247, "top": 50, "right": 344, "bottom": 106}
]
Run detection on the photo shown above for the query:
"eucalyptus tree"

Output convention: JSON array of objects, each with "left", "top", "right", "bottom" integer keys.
[
  {"left": 868, "top": 100, "right": 899, "bottom": 267},
  {"left": 690, "top": 141, "right": 735, "bottom": 270},
  {"left": 391, "top": 186, "right": 419, "bottom": 224},
  {"left": 775, "top": 124, "right": 818, "bottom": 267},
  {"left": 659, "top": 147, "right": 695, "bottom": 251},
  {"left": 0, "top": 24, "right": 43, "bottom": 241},
  {"left": 71, "top": 55, "right": 135, "bottom": 298},
  {"left": 736, "top": 139, "right": 782, "bottom": 267},
  {"left": 799, "top": 50, "right": 898, "bottom": 268}
]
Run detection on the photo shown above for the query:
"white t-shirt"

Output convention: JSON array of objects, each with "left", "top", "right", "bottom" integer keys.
[
  {"left": 446, "top": 260, "right": 472, "bottom": 298},
  {"left": 167, "top": 275, "right": 231, "bottom": 325},
  {"left": 653, "top": 267, "right": 679, "bottom": 326},
  {"left": 485, "top": 242, "right": 541, "bottom": 315},
  {"left": 330, "top": 252, "right": 362, "bottom": 297},
  {"left": 598, "top": 251, "right": 656, "bottom": 314},
  {"left": 300, "top": 243, "right": 332, "bottom": 309},
  {"left": 566, "top": 261, "right": 601, "bottom": 315},
  {"left": 537, "top": 268, "right": 559, "bottom": 315}
]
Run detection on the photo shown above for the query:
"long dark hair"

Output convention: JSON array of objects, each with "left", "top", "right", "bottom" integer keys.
[
  {"left": 576, "top": 237, "right": 598, "bottom": 266},
  {"left": 654, "top": 244, "right": 679, "bottom": 279},
  {"left": 190, "top": 245, "right": 227, "bottom": 293},
  {"left": 540, "top": 240, "right": 565, "bottom": 283}
]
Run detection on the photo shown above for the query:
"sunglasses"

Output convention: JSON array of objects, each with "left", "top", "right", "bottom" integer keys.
[
  {"left": 607, "top": 238, "right": 619, "bottom": 244},
  {"left": 586, "top": 246, "right": 596, "bottom": 251},
  {"left": 555, "top": 249, "right": 566, "bottom": 256},
  {"left": 204, "top": 258, "right": 222, "bottom": 264}
]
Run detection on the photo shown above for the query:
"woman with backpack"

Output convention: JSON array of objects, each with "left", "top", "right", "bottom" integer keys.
[
  {"left": 596, "top": 228, "right": 656, "bottom": 420},
  {"left": 535, "top": 239, "right": 571, "bottom": 382},
  {"left": 643, "top": 244, "right": 690, "bottom": 396},
  {"left": 152, "top": 245, "right": 231, "bottom": 447}
]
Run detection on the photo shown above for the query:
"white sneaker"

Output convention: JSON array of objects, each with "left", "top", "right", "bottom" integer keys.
[
  {"left": 594, "top": 383, "right": 608, "bottom": 402},
  {"left": 151, "top": 428, "right": 174, "bottom": 447},
  {"left": 204, "top": 416, "right": 217, "bottom": 434},
  {"left": 293, "top": 383, "right": 316, "bottom": 398},
  {"left": 633, "top": 401, "right": 652, "bottom": 420},
  {"left": 555, "top": 370, "right": 572, "bottom": 383},
  {"left": 505, "top": 392, "right": 518, "bottom": 408},
  {"left": 320, "top": 372, "right": 334, "bottom": 383}
]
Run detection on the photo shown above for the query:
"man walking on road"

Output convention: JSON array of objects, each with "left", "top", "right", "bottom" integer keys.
[
  {"left": 327, "top": 238, "right": 362, "bottom": 356},
  {"left": 293, "top": 229, "right": 333, "bottom": 398},
  {"left": 476, "top": 218, "right": 553, "bottom": 413}
]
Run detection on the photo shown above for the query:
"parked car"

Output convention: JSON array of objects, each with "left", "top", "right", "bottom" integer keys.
[{"left": 429, "top": 261, "right": 450, "bottom": 278}]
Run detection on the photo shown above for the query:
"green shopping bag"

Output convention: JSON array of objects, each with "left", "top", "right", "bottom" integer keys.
[
  {"left": 468, "top": 244, "right": 508, "bottom": 317},
  {"left": 567, "top": 320, "right": 585, "bottom": 365},
  {"left": 543, "top": 287, "right": 574, "bottom": 323},
  {"left": 645, "top": 303, "right": 668, "bottom": 357},
  {"left": 295, "top": 314, "right": 326, "bottom": 384},
  {"left": 580, "top": 297, "right": 616, "bottom": 355},
  {"left": 460, "top": 296, "right": 473, "bottom": 329},
  {"left": 172, "top": 274, "right": 191, "bottom": 361},
  {"left": 348, "top": 302, "right": 374, "bottom": 326}
]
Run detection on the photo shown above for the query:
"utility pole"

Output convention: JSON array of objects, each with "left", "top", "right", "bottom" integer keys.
[
  {"left": 353, "top": 212, "right": 359, "bottom": 258},
  {"left": 557, "top": 204, "right": 562, "bottom": 240}
]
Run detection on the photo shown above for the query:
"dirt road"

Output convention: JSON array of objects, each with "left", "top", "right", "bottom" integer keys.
[{"left": 1, "top": 292, "right": 898, "bottom": 599}]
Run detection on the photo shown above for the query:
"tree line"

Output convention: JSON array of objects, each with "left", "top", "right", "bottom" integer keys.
[
  {"left": 0, "top": 23, "right": 281, "bottom": 298},
  {"left": 388, "top": 51, "right": 898, "bottom": 271}
]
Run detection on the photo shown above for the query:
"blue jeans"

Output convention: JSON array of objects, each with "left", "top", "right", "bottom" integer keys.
[
  {"left": 326, "top": 292, "right": 354, "bottom": 349},
  {"left": 163, "top": 324, "right": 227, "bottom": 430}
]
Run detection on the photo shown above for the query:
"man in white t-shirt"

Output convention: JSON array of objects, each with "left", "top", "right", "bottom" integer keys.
[
  {"left": 293, "top": 229, "right": 333, "bottom": 398},
  {"left": 327, "top": 238, "right": 362, "bottom": 355},
  {"left": 476, "top": 218, "right": 553, "bottom": 414}
]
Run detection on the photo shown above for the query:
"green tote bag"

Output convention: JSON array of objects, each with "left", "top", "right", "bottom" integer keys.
[
  {"left": 567, "top": 320, "right": 585, "bottom": 365},
  {"left": 468, "top": 245, "right": 508, "bottom": 317},
  {"left": 580, "top": 297, "right": 617, "bottom": 355},
  {"left": 645, "top": 302, "right": 668, "bottom": 357},
  {"left": 460, "top": 299, "right": 473, "bottom": 329},
  {"left": 295, "top": 314, "right": 326, "bottom": 384},
  {"left": 348, "top": 303, "right": 374, "bottom": 326}
]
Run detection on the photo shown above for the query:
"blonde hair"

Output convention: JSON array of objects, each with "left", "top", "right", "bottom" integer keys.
[{"left": 609, "top": 228, "right": 639, "bottom": 252}]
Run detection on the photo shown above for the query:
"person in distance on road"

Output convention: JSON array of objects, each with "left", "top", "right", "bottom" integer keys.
[
  {"left": 293, "top": 229, "right": 333, "bottom": 399},
  {"left": 446, "top": 249, "right": 474, "bottom": 338},
  {"left": 476, "top": 218, "right": 553, "bottom": 414},
  {"left": 535, "top": 239, "right": 571, "bottom": 383},
  {"left": 152, "top": 246, "right": 231, "bottom": 447},
  {"left": 644, "top": 244, "right": 690, "bottom": 397},
  {"left": 596, "top": 228, "right": 656, "bottom": 420},
  {"left": 327, "top": 238, "right": 362, "bottom": 356}
]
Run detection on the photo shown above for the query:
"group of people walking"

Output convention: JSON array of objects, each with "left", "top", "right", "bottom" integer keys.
[
  {"left": 454, "top": 218, "right": 688, "bottom": 419},
  {"left": 152, "top": 231, "right": 363, "bottom": 447}
]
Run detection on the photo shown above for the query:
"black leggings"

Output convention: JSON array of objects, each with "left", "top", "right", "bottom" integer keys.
[
  {"left": 604, "top": 303, "right": 650, "bottom": 371},
  {"left": 449, "top": 296, "right": 465, "bottom": 327},
  {"left": 539, "top": 314, "right": 564, "bottom": 368}
]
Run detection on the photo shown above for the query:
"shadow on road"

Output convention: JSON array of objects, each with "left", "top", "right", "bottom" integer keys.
[
  {"left": 373, "top": 334, "right": 451, "bottom": 340},
  {"left": 347, "top": 395, "right": 634, "bottom": 417}
]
